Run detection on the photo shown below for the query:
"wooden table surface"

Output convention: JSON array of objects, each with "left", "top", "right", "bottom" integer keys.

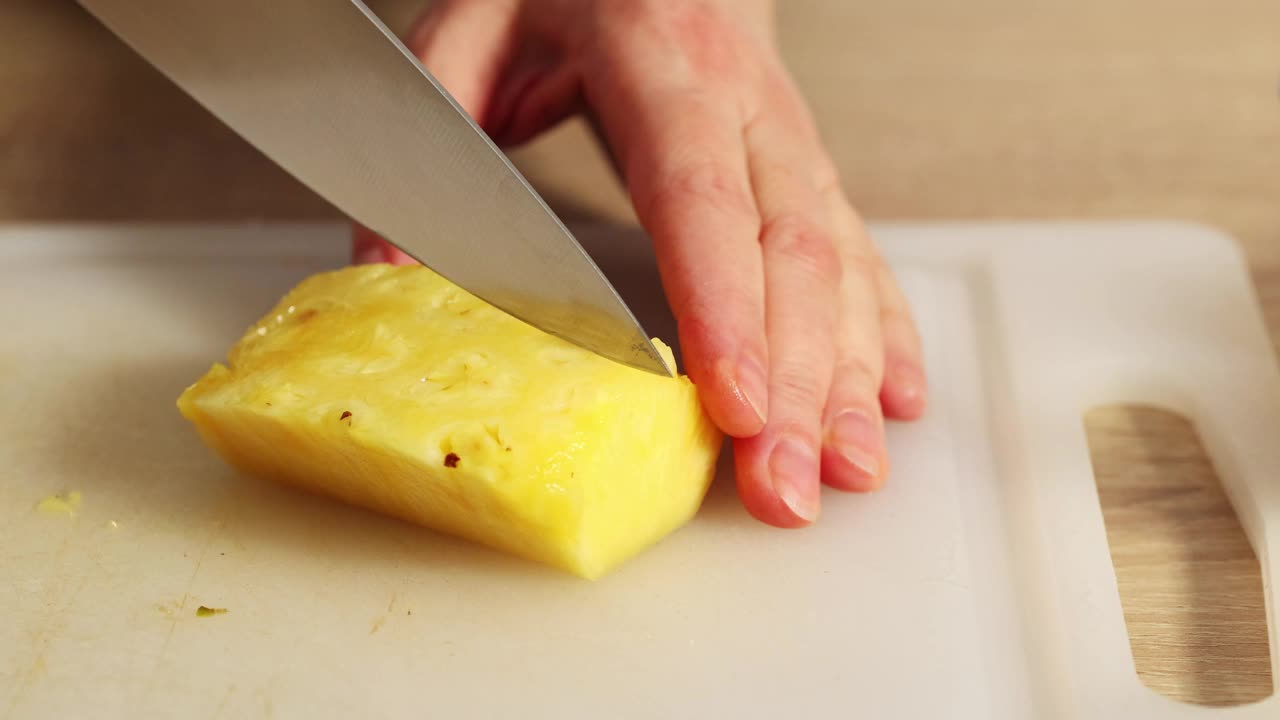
[{"left": 3, "top": 0, "right": 1276, "bottom": 707}]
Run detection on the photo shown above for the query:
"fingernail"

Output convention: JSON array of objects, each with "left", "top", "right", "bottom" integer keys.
[
  {"left": 770, "top": 436, "right": 819, "bottom": 523},
  {"left": 827, "top": 410, "right": 882, "bottom": 479},
  {"left": 734, "top": 353, "right": 768, "bottom": 426}
]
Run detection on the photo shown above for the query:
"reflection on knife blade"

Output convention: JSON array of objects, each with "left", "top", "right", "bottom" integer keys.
[{"left": 76, "top": 0, "right": 672, "bottom": 375}]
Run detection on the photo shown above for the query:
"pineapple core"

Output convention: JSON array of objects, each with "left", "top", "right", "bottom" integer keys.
[{"left": 178, "top": 264, "right": 722, "bottom": 579}]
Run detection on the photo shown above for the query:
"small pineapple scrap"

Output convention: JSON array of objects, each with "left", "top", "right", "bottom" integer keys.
[
  {"left": 37, "top": 490, "right": 83, "bottom": 516},
  {"left": 178, "top": 264, "right": 722, "bottom": 579}
]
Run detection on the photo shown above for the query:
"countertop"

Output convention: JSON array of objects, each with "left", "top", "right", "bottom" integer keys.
[{"left": 2, "top": 0, "right": 1276, "bottom": 707}]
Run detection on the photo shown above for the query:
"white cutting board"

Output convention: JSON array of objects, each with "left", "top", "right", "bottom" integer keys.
[{"left": 1, "top": 221, "right": 1277, "bottom": 719}]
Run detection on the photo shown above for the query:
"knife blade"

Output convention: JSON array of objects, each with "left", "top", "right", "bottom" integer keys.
[{"left": 78, "top": 0, "right": 672, "bottom": 377}]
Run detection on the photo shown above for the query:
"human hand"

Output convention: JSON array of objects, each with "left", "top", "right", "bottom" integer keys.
[{"left": 353, "top": 0, "right": 928, "bottom": 527}]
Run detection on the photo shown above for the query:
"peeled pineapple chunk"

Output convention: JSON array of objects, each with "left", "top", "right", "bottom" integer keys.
[{"left": 178, "top": 264, "right": 722, "bottom": 579}]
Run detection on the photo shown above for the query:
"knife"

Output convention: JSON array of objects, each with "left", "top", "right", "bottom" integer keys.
[{"left": 77, "top": 0, "right": 672, "bottom": 377}]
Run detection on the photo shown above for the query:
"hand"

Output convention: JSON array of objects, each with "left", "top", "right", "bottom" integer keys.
[{"left": 353, "top": 0, "right": 928, "bottom": 527}]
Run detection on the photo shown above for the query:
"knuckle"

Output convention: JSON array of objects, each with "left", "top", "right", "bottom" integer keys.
[
  {"left": 760, "top": 215, "right": 843, "bottom": 289},
  {"left": 832, "top": 357, "right": 883, "bottom": 397},
  {"left": 670, "top": 161, "right": 744, "bottom": 201},
  {"left": 750, "top": 157, "right": 802, "bottom": 188},
  {"left": 755, "top": 71, "right": 821, "bottom": 133},
  {"left": 842, "top": 250, "right": 883, "bottom": 288},
  {"left": 617, "top": 1, "right": 742, "bottom": 73},
  {"left": 669, "top": 5, "right": 729, "bottom": 56},
  {"left": 674, "top": 284, "right": 759, "bottom": 330},
  {"left": 772, "top": 364, "right": 826, "bottom": 409},
  {"left": 648, "top": 161, "right": 756, "bottom": 222}
]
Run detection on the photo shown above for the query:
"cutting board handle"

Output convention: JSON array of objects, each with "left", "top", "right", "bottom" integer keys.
[
  {"left": 1181, "top": 373, "right": 1280, "bottom": 697},
  {"left": 1147, "top": 226, "right": 1280, "bottom": 705},
  {"left": 977, "top": 222, "right": 1280, "bottom": 715}
]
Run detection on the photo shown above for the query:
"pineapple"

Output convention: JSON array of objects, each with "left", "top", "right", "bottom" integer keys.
[{"left": 177, "top": 264, "right": 722, "bottom": 579}]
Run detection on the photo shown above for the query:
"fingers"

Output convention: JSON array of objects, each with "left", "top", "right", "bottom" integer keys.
[
  {"left": 352, "top": 224, "right": 416, "bottom": 265},
  {"left": 404, "top": 0, "right": 521, "bottom": 124},
  {"left": 589, "top": 56, "right": 771, "bottom": 439},
  {"left": 635, "top": 99, "right": 771, "bottom": 439},
  {"left": 733, "top": 117, "right": 843, "bottom": 527},
  {"left": 584, "top": 25, "right": 927, "bottom": 522},
  {"left": 488, "top": 63, "right": 581, "bottom": 147},
  {"left": 820, "top": 169, "right": 928, "bottom": 423},
  {"left": 817, "top": 185, "right": 890, "bottom": 492},
  {"left": 389, "top": 2, "right": 932, "bottom": 531},
  {"left": 870, "top": 244, "right": 928, "bottom": 421}
]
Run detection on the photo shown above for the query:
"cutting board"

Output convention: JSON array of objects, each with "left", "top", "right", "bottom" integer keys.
[{"left": 1, "top": 221, "right": 1276, "bottom": 719}]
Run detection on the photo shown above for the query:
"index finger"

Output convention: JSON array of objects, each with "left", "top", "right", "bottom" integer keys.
[{"left": 590, "top": 73, "right": 770, "bottom": 438}]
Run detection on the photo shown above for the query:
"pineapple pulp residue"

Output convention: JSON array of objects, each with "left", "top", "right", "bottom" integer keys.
[{"left": 37, "top": 490, "right": 83, "bottom": 516}]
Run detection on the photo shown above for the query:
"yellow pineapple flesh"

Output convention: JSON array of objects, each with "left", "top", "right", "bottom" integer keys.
[{"left": 177, "top": 264, "right": 722, "bottom": 579}]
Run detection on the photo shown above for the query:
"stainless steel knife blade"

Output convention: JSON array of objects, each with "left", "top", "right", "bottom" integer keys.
[{"left": 78, "top": 0, "right": 672, "bottom": 376}]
